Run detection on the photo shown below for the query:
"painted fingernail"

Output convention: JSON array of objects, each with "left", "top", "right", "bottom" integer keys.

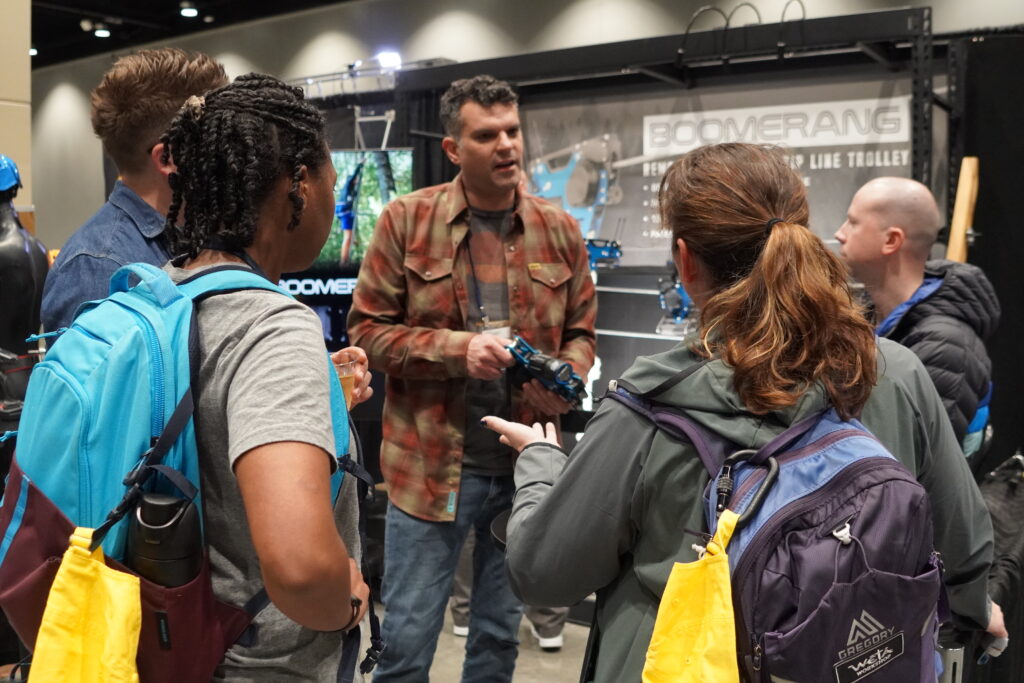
[{"left": 480, "top": 418, "right": 487, "bottom": 424}]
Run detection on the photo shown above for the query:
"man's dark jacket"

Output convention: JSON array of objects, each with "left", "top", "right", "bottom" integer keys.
[{"left": 880, "top": 259, "right": 1000, "bottom": 442}]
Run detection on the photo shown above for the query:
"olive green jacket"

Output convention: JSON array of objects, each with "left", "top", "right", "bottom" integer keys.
[{"left": 505, "top": 338, "right": 993, "bottom": 682}]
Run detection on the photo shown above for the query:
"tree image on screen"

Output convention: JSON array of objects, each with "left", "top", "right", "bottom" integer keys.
[{"left": 314, "top": 149, "right": 414, "bottom": 267}]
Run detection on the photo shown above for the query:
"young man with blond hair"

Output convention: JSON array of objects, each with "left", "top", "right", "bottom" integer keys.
[{"left": 41, "top": 48, "right": 228, "bottom": 331}]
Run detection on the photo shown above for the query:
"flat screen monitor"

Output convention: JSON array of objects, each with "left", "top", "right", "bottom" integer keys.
[{"left": 280, "top": 148, "right": 414, "bottom": 351}]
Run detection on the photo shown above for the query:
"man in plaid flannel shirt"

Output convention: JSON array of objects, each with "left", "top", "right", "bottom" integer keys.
[{"left": 348, "top": 75, "right": 596, "bottom": 681}]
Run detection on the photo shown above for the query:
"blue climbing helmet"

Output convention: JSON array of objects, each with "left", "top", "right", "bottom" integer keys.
[{"left": 0, "top": 155, "right": 22, "bottom": 192}]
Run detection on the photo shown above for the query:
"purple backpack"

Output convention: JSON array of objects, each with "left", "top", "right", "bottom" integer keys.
[{"left": 608, "top": 374, "right": 944, "bottom": 683}]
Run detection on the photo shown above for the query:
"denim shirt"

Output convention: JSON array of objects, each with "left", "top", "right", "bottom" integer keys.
[{"left": 41, "top": 181, "right": 170, "bottom": 332}]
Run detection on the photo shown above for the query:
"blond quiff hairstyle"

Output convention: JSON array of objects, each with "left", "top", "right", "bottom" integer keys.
[{"left": 90, "top": 48, "right": 227, "bottom": 175}]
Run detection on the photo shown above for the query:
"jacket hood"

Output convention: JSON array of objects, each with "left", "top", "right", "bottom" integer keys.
[
  {"left": 903, "top": 260, "right": 1001, "bottom": 340},
  {"left": 617, "top": 341, "right": 829, "bottom": 450}
]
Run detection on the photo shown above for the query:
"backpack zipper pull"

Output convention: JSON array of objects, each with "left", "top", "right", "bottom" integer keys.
[
  {"left": 25, "top": 328, "right": 66, "bottom": 343},
  {"left": 752, "top": 636, "right": 763, "bottom": 672},
  {"left": 715, "top": 465, "right": 734, "bottom": 516},
  {"left": 832, "top": 520, "right": 853, "bottom": 545},
  {"left": 683, "top": 528, "right": 712, "bottom": 559}
]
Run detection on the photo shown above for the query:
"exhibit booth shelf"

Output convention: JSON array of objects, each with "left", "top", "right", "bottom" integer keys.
[{"left": 290, "top": 11, "right": 1024, "bottom": 663}]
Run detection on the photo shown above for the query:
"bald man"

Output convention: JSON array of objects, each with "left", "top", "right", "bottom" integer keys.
[{"left": 836, "top": 177, "right": 1000, "bottom": 457}]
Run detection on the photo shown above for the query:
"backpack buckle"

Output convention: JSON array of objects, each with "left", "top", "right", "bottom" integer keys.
[
  {"left": 122, "top": 461, "right": 149, "bottom": 488},
  {"left": 123, "top": 443, "right": 160, "bottom": 488},
  {"left": 360, "top": 642, "right": 386, "bottom": 674}
]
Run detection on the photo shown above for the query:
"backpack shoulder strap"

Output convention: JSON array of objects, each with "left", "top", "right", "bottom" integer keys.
[
  {"left": 614, "top": 359, "right": 709, "bottom": 399},
  {"left": 605, "top": 380, "right": 729, "bottom": 478},
  {"left": 177, "top": 265, "right": 351, "bottom": 493},
  {"left": 749, "top": 410, "right": 828, "bottom": 465}
]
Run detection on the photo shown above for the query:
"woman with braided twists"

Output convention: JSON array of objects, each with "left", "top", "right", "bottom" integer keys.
[{"left": 159, "top": 73, "right": 372, "bottom": 681}]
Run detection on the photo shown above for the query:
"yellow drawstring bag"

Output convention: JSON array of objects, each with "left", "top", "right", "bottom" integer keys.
[
  {"left": 29, "top": 527, "right": 141, "bottom": 683},
  {"left": 642, "top": 509, "right": 741, "bottom": 683}
]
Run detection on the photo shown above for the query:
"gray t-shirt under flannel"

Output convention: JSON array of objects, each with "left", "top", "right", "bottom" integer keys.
[{"left": 462, "top": 207, "right": 515, "bottom": 476}]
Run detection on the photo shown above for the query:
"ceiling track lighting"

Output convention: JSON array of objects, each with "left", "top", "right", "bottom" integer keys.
[
  {"left": 375, "top": 51, "right": 402, "bottom": 70},
  {"left": 180, "top": 1, "right": 199, "bottom": 19}
]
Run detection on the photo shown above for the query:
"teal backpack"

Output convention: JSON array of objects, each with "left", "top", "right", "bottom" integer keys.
[{"left": 0, "top": 262, "right": 353, "bottom": 681}]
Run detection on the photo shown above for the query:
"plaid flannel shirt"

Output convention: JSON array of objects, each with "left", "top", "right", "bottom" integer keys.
[{"left": 348, "top": 174, "right": 597, "bottom": 521}]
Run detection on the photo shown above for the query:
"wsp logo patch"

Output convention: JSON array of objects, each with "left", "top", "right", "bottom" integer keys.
[{"left": 834, "top": 632, "right": 904, "bottom": 683}]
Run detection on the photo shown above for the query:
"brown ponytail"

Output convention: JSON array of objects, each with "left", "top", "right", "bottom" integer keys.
[{"left": 659, "top": 143, "right": 876, "bottom": 419}]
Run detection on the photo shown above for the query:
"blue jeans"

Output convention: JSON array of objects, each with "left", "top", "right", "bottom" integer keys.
[{"left": 373, "top": 473, "right": 523, "bottom": 683}]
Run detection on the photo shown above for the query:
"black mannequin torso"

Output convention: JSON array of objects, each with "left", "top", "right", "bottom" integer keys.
[{"left": 0, "top": 197, "right": 49, "bottom": 353}]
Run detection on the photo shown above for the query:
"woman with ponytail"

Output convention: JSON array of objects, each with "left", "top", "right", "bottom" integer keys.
[{"left": 483, "top": 143, "right": 995, "bottom": 681}]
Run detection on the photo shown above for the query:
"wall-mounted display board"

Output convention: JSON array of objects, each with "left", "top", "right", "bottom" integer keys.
[{"left": 523, "top": 81, "right": 913, "bottom": 266}]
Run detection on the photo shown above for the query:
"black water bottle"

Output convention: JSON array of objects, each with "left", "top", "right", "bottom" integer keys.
[{"left": 125, "top": 493, "right": 202, "bottom": 587}]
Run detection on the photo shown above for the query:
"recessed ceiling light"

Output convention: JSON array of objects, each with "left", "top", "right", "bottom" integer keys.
[
  {"left": 94, "top": 22, "right": 110, "bottom": 38},
  {"left": 29, "top": 46, "right": 37, "bottom": 56},
  {"left": 203, "top": 15, "right": 214, "bottom": 23},
  {"left": 180, "top": 2, "right": 199, "bottom": 18}
]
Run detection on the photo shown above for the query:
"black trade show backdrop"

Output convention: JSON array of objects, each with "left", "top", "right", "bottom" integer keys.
[
  {"left": 963, "top": 36, "right": 1024, "bottom": 476},
  {"left": 960, "top": 38, "right": 1024, "bottom": 683}
]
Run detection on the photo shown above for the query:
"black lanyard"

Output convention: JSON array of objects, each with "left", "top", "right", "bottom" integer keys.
[
  {"left": 199, "top": 237, "right": 272, "bottom": 282},
  {"left": 464, "top": 229, "right": 490, "bottom": 327}
]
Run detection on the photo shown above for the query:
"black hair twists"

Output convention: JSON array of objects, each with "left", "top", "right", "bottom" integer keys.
[{"left": 160, "top": 73, "right": 327, "bottom": 259}]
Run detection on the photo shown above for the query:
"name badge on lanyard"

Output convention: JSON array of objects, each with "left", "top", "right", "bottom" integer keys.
[{"left": 481, "top": 325, "right": 511, "bottom": 339}]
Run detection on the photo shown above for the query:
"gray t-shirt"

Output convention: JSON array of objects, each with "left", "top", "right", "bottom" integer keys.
[
  {"left": 462, "top": 208, "right": 515, "bottom": 475},
  {"left": 166, "top": 263, "right": 360, "bottom": 682}
]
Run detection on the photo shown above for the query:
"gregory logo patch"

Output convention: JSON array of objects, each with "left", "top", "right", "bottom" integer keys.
[
  {"left": 846, "top": 610, "right": 886, "bottom": 645},
  {"left": 834, "top": 611, "right": 904, "bottom": 683},
  {"left": 831, "top": 610, "right": 905, "bottom": 683}
]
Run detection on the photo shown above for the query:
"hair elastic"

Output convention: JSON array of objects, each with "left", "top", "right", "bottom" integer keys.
[
  {"left": 765, "top": 217, "right": 783, "bottom": 233},
  {"left": 182, "top": 94, "right": 206, "bottom": 119}
]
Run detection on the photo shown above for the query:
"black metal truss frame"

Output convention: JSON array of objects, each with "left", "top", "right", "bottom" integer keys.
[
  {"left": 397, "top": 8, "right": 937, "bottom": 183},
  {"left": 944, "top": 37, "right": 967, "bottom": 225},
  {"left": 910, "top": 8, "right": 934, "bottom": 186}
]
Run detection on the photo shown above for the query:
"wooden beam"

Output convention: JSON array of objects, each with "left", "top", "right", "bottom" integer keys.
[{"left": 946, "top": 156, "right": 979, "bottom": 262}]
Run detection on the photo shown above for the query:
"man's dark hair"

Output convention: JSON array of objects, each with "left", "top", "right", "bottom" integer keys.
[
  {"left": 91, "top": 48, "right": 228, "bottom": 176},
  {"left": 160, "top": 73, "right": 328, "bottom": 259},
  {"left": 439, "top": 75, "right": 518, "bottom": 138}
]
